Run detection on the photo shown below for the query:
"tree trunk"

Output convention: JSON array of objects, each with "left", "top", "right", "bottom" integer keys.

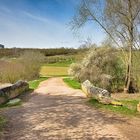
[
  {"left": 124, "top": 45, "right": 133, "bottom": 93},
  {"left": 124, "top": 0, "right": 135, "bottom": 93}
]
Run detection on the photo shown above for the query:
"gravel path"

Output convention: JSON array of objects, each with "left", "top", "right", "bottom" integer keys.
[{"left": 0, "top": 77, "right": 128, "bottom": 140}]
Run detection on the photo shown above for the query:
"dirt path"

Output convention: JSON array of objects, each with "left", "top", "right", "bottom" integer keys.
[{"left": 0, "top": 77, "right": 131, "bottom": 139}]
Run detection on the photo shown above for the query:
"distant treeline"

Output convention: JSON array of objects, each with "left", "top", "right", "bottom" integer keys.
[{"left": 0, "top": 47, "right": 86, "bottom": 58}]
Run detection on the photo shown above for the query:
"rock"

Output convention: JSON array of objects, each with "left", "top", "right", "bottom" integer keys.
[
  {"left": 12, "top": 80, "right": 29, "bottom": 89},
  {"left": 0, "top": 80, "right": 29, "bottom": 104},
  {"left": 81, "top": 80, "right": 92, "bottom": 97},
  {"left": 81, "top": 80, "right": 111, "bottom": 99},
  {"left": 0, "top": 83, "right": 13, "bottom": 89},
  {"left": 82, "top": 80, "right": 122, "bottom": 106},
  {"left": 137, "top": 102, "right": 140, "bottom": 112},
  {"left": 6, "top": 98, "right": 21, "bottom": 106}
]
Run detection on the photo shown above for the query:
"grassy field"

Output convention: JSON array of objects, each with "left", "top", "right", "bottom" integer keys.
[
  {"left": 40, "top": 66, "right": 68, "bottom": 77},
  {"left": 29, "top": 77, "right": 48, "bottom": 90},
  {"left": 63, "top": 78, "right": 81, "bottom": 89},
  {"left": 89, "top": 98, "right": 140, "bottom": 116},
  {"left": 44, "top": 62, "right": 72, "bottom": 67}
]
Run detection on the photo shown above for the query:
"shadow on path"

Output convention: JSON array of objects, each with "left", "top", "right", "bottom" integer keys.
[{"left": 0, "top": 78, "right": 128, "bottom": 140}]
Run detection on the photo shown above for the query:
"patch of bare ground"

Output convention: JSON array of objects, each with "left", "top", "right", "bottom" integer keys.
[
  {"left": 112, "top": 93, "right": 140, "bottom": 101},
  {"left": 0, "top": 77, "right": 139, "bottom": 139}
]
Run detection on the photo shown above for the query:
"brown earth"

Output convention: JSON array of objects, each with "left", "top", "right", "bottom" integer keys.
[
  {"left": 0, "top": 77, "right": 140, "bottom": 140},
  {"left": 112, "top": 93, "right": 140, "bottom": 101}
]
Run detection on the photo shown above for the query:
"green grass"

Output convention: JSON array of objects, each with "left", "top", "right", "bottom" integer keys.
[
  {"left": 0, "top": 116, "right": 6, "bottom": 133},
  {"left": 40, "top": 66, "right": 68, "bottom": 77},
  {"left": 0, "top": 101, "right": 22, "bottom": 109},
  {"left": 29, "top": 77, "right": 48, "bottom": 90},
  {"left": 120, "top": 99, "right": 139, "bottom": 111},
  {"left": 45, "top": 61, "right": 72, "bottom": 67},
  {"left": 63, "top": 78, "right": 81, "bottom": 89},
  {"left": 1, "top": 100, "right": 22, "bottom": 107},
  {"left": 89, "top": 98, "right": 140, "bottom": 116}
]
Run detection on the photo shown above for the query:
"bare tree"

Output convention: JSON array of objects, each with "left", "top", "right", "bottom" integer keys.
[{"left": 72, "top": 0, "right": 140, "bottom": 93}]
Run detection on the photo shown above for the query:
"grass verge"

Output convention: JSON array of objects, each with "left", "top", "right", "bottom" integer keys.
[
  {"left": 29, "top": 77, "right": 48, "bottom": 90},
  {"left": 0, "top": 101, "right": 22, "bottom": 108},
  {"left": 63, "top": 78, "right": 81, "bottom": 89},
  {"left": 89, "top": 98, "right": 140, "bottom": 116}
]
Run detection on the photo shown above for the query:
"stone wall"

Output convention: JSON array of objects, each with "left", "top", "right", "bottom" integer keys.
[{"left": 0, "top": 80, "right": 29, "bottom": 104}]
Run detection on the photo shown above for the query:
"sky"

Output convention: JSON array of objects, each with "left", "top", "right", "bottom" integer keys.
[{"left": 0, "top": 0, "right": 105, "bottom": 48}]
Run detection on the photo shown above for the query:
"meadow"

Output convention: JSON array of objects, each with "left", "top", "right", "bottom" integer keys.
[{"left": 40, "top": 65, "right": 68, "bottom": 77}]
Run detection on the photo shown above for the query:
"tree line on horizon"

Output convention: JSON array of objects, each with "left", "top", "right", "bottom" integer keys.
[{"left": 0, "top": 47, "right": 90, "bottom": 58}]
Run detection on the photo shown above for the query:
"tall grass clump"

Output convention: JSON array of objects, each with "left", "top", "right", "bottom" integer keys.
[{"left": 0, "top": 51, "right": 45, "bottom": 83}]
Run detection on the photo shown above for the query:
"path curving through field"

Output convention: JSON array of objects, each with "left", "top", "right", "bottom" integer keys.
[{"left": 1, "top": 77, "right": 128, "bottom": 140}]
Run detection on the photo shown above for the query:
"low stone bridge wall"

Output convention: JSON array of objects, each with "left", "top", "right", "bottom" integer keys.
[{"left": 0, "top": 80, "right": 29, "bottom": 104}]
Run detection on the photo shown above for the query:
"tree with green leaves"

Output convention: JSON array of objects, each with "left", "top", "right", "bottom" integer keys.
[{"left": 72, "top": 0, "right": 140, "bottom": 93}]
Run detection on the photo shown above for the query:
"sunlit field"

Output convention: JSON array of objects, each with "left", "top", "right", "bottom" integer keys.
[{"left": 40, "top": 66, "right": 68, "bottom": 77}]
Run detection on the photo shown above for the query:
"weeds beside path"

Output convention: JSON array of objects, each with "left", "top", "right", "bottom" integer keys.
[{"left": 0, "top": 77, "right": 139, "bottom": 139}]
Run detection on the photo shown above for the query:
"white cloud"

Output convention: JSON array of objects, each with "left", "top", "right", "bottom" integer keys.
[
  {"left": 23, "top": 11, "right": 50, "bottom": 24},
  {"left": 0, "top": 6, "right": 11, "bottom": 14},
  {"left": 0, "top": 8, "right": 105, "bottom": 48}
]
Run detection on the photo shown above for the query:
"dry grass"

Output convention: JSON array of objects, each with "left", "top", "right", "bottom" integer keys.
[
  {"left": 112, "top": 93, "right": 140, "bottom": 101},
  {"left": 40, "top": 66, "right": 68, "bottom": 76}
]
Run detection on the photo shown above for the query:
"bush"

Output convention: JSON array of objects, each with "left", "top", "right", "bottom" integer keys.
[
  {"left": 0, "top": 61, "right": 25, "bottom": 83},
  {"left": 69, "top": 46, "right": 125, "bottom": 92},
  {"left": 0, "top": 51, "right": 45, "bottom": 83},
  {"left": 68, "top": 63, "right": 82, "bottom": 81},
  {"left": 19, "top": 51, "right": 45, "bottom": 80}
]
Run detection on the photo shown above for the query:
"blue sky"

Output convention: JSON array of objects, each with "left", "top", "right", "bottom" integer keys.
[{"left": 0, "top": 0, "right": 105, "bottom": 48}]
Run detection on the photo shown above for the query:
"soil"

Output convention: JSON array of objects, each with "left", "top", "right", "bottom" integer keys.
[
  {"left": 112, "top": 93, "right": 140, "bottom": 100},
  {"left": 0, "top": 77, "right": 140, "bottom": 140}
]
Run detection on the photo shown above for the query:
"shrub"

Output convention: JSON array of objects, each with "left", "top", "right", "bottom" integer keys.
[
  {"left": 19, "top": 51, "right": 45, "bottom": 80},
  {"left": 68, "top": 63, "right": 82, "bottom": 81},
  {"left": 0, "top": 51, "right": 45, "bottom": 83},
  {"left": 69, "top": 46, "right": 125, "bottom": 92}
]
